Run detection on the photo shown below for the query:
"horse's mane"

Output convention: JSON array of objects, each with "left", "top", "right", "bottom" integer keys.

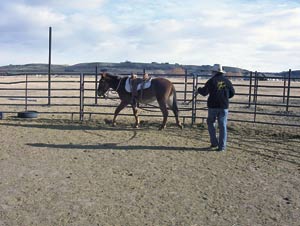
[
  {"left": 105, "top": 73, "right": 125, "bottom": 80},
  {"left": 104, "top": 72, "right": 115, "bottom": 77}
]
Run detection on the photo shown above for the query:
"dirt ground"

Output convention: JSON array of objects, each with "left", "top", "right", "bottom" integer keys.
[{"left": 0, "top": 114, "right": 299, "bottom": 226}]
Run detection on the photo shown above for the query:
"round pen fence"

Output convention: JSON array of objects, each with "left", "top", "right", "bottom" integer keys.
[
  {"left": 0, "top": 72, "right": 83, "bottom": 120},
  {"left": 0, "top": 70, "right": 299, "bottom": 127}
]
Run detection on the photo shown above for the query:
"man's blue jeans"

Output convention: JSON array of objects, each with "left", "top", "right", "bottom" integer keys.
[{"left": 207, "top": 108, "right": 229, "bottom": 150}]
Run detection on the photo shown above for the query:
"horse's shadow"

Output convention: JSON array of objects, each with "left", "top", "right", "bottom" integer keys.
[
  {"left": 2, "top": 118, "right": 210, "bottom": 152},
  {"left": 0, "top": 120, "right": 149, "bottom": 132},
  {"left": 0, "top": 118, "right": 183, "bottom": 132}
]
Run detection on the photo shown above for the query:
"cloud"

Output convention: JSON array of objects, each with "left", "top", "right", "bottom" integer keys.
[
  {"left": 0, "top": 0, "right": 299, "bottom": 72},
  {"left": 0, "top": 2, "right": 65, "bottom": 46},
  {"left": 12, "top": 0, "right": 107, "bottom": 11}
]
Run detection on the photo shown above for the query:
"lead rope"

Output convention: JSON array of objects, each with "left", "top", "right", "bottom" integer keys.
[
  {"left": 115, "top": 77, "right": 123, "bottom": 92},
  {"left": 107, "top": 77, "right": 123, "bottom": 96}
]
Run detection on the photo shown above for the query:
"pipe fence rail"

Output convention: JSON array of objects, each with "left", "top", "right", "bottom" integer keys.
[{"left": 0, "top": 69, "right": 299, "bottom": 127}]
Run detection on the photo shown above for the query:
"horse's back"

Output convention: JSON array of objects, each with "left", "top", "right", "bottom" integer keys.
[
  {"left": 152, "top": 77, "right": 174, "bottom": 90},
  {"left": 149, "top": 77, "right": 175, "bottom": 100}
]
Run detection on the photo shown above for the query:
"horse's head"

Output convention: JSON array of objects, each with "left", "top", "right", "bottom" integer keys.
[{"left": 97, "top": 73, "right": 111, "bottom": 97}]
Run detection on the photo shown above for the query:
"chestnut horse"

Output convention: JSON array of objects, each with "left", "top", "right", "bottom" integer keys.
[{"left": 97, "top": 73, "right": 182, "bottom": 130}]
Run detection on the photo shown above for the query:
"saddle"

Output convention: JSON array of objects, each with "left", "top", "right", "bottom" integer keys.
[{"left": 125, "top": 77, "right": 152, "bottom": 93}]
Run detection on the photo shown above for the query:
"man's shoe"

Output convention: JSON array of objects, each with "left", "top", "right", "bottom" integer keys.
[
  {"left": 218, "top": 149, "right": 226, "bottom": 152},
  {"left": 209, "top": 145, "right": 218, "bottom": 151}
]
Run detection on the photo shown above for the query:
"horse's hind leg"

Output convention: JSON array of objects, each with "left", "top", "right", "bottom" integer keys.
[
  {"left": 171, "top": 105, "right": 183, "bottom": 129},
  {"left": 158, "top": 100, "right": 168, "bottom": 130}
]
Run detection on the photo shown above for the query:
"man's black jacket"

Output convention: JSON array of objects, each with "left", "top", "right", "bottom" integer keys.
[{"left": 197, "top": 73, "right": 235, "bottom": 109}]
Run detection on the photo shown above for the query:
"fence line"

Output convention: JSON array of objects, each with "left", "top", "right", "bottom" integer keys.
[{"left": 0, "top": 69, "right": 299, "bottom": 127}]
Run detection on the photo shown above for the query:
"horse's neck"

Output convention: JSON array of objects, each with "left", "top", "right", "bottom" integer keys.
[{"left": 110, "top": 77, "right": 122, "bottom": 90}]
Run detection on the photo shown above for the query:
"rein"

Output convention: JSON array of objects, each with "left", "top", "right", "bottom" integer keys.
[
  {"left": 106, "top": 77, "right": 123, "bottom": 96},
  {"left": 183, "top": 93, "right": 198, "bottom": 105},
  {"left": 115, "top": 77, "right": 123, "bottom": 92}
]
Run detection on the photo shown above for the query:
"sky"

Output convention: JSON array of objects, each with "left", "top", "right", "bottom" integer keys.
[{"left": 0, "top": 0, "right": 300, "bottom": 72}]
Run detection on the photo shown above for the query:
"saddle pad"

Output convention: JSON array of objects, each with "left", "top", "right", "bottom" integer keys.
[{"left": 125, "top": 77, "right": 152, "bottom": 93}]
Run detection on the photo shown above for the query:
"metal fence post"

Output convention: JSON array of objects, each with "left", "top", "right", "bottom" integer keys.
[
  {"left": 283, "top": 73, "right": 287, "bottom": 103},
  {"left": 286, "top": 69, "right": 291, "bottom": 112},
  {"left": 248, "top": 71, "right": 253, "bottom": 107},
  {"left": 254, "top": 71, "right": 258, "bottom": 104},
  {"left": 79, "top": 73, "right": 84, "bottom": 121},
  {"left": 195, "top": 75, "right": 199, "bottom": 123},
  {"left": 253, "top": 71, "right": 258, "bottom": 122},
  {"left": 184, "top": 69, "right": 188, "bottom": 102},
  {"left": 48, "top": 26, "right": 52, "bottom": 106},
  {"left": 25, "top": 74, "right": 28, "bottom": 112},
  {"left": 95, "top": 66, "right": 98, "bottom": 105},
  {"left": 191, "top": 74, "right": 197, "bottom": 124}
]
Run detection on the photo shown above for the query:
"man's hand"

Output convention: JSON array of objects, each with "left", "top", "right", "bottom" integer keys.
[{"left": 194, "top": 88, "right": 199, "bottom": 96}]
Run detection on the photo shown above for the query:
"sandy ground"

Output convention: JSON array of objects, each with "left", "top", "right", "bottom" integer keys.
[
  {"left": 0, "top": 115, "right": 299, "bottom": 226},
  {"left": 1, "top": 75, "right": 300, "bottom": 225}
]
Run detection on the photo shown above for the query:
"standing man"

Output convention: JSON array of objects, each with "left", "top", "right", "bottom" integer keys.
[{"left": 196, "top": 64, "right": 235, "bottom": 152}]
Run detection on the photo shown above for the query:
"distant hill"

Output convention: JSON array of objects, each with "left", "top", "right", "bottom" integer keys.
[
  {"left": 0, "top": 61, "right": 248, "bottom": 75},
  {"left": 0, "top": 62, "right": 299, "bottom": 79},
  {"left": 0, "top": 63, "right": 66, "bottom": 74}
]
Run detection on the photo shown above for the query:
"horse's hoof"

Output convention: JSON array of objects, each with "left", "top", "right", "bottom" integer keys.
[
  {"left": 178, "top": 124, "right": 183, "bottom": 129},
  {"left": 104, "top": 119, "right": 111, "bottom": 124},
  {"left": 158, "top": 125, "right": 166, "bottom": 130},
  {"left": 112, "top": 123, "right": 117, "bottom": 127}
]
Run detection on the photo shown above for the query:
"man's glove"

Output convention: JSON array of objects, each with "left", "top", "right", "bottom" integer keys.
[{"left": 194, "top": 89, "right": 198, "bottom": 96}]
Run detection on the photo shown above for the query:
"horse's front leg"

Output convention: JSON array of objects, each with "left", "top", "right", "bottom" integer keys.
[
  {"left": 112, "top": 101, "right": 128, "bottom": 126},
  {"left": 132, "top": 106, "right": 140, "bottom": 128}
]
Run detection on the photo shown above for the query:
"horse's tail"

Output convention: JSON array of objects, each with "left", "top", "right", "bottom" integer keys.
[
  {"left": 171, "top": 85, "right": 182, "bottom": 128},
  {"left": 172, "top": 85, "right": 179, "bottom": 114}
]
